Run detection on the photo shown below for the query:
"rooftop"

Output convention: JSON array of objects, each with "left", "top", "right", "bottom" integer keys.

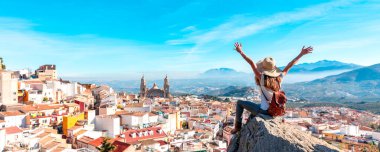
[
  {"left": 88, "top": 137, "right": 106, "bottom": 147},
  {"left": 113, "top": 140, "right": 131, "bottom": 152},
  {"left": 21, "top": 104, "right": 61, "bottom": 112},
  {"left": 0, "top": 111, "right": 25, "bottom": 116},
  {"left": 37, "top": 64, "right": 56, "bottom": 70},
  {"left": 120, "top": 127, "right": 166, "bottom": 143},
  {"left": 64, "top": 103, "right": 79, "bottom": 107},
  {"left": 125, "top": 103, "right": 144, "bottom": 108},
  {"left": 42, "top": 141, "right": 61, "bottom": 150},
  {"left": 78, "top": 136, "right": 95, "bottom": 144},
  {"left": 39, "top": 136, "right": 55, "bottom": 146},
  {"left": 5, "top": 126, "right": 23, "bottom": 134}
]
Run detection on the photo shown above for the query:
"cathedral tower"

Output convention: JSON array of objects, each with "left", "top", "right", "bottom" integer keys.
[
  {"left": 139, "top": 75, "right": 147, "bottom": 99},
  {"left": 163, "top": 75, "right": 170, "bottom": 98},
  {"left": 0, "top": 57, "right": 6, "bottom": 71}
]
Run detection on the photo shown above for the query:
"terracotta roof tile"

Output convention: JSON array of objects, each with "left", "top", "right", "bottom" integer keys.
[
  {"left": 112, "top": 140, "right": 131, "bottom": 152},
  {"left": 88, "top": 137, "right": 105, "bottom": 147},
  {"left": 5, "top": 126, "right": 23, "bottom": 134},
  {"left": 39, "top": 136, "right": 54, "bottom": 146},
  {"left": 42, "top": 141, "right": 61, "bottom": 150},
  {"left": 78, "top": 136, "right": 95, "bottom": 144},
  {"left": 125, "top": 103, "right": 144, "bottom": 107},
  {"left": 64, "top": 103, "right": 79, "bottom": 107},
  {"left": 120, "top": 127, "right": 166, "bottom": 143},
  {"left": 157, "top": 140, "right": 168, "bottom": 146},
  {"left": 0, "top": 111, "right": 24, "bottom": 116},
  {"left": 360, "top": 126, "right": 374, "bottom": 131}
]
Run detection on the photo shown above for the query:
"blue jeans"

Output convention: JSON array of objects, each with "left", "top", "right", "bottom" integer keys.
[{"left": 235, "top": 100, "right": 269, "bottom": 124}]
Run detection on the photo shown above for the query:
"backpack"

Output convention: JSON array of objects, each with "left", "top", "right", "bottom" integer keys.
[{"left": 260, "top": 75, "right": 287, "bottom": 117}]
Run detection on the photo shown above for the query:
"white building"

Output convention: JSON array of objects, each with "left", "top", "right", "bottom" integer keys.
[
  {"left": 86, "top": 110, "right": 96, "bottom": 125},
  {"left": 0, "top": 129, "right": 5, "bottom": 151},
  {"left": 124, "top": 103, "right": 151, "bottom": 112},
  {"left": 371, "top": 131, "right": 380, "bottom": 141},
  {"left": 99, "top": 105, "right": 117, "bottom": 115},
  {"left": 16, "top": 69, "right": 32, "bottom": 79},
  {"left": 0, "top": 111, "right": 26, "bottom": 128},
  {"left": 100, "top": 94, "right": 118, "bottom": 106},
  {"left": 60, "top": 81, "right": 85, "bottom": 97},
  {"left": 95, "top": 115, "right": 120, "bottom": 138},
  {"left": 340, "top": 125, "right": 359, "bottom": 137},
  {"left": 0, "top": 120, "right": 5, "bottom": 129},
  {"left": 119, "top": 112, "right": 160, "bottom": 129},
  {"left": 0, "top": 71, "right": 18, "bottom": 105},
  {"left": 284, "top": 118, "right": 312, "bottom": 124},
  {"left": 44, "top": 80, "right": 85, "bottom": 102},
  {"left": 4, "top": 126, "right": 23, "bottom": 144}
]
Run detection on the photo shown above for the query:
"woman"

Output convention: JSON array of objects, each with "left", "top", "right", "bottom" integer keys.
[{"left": 231, "top": 42, "right": 313, "bottom": 134}]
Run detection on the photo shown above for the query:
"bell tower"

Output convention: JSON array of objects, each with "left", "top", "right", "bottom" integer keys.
[
  {"left": 0, "top": 57, "right": 6, "bottom": 71},
  {"left": 163, "top": 75, "right": 170, "bottom": 98},
  {"left": 139, "top": 75, "right": 147, "bottom": 99}
]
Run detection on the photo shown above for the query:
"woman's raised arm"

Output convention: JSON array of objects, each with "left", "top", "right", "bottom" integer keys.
[
  {"left": 282, "top": 46, "right": 313, "bottom": 76},
  {"left": 234, "top": 42, "right": 261, "bottom": 79}
]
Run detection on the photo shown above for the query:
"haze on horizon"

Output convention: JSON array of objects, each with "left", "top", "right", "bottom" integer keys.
[{"left": 1, "top": 0, "right": 379, "bottom": 80}]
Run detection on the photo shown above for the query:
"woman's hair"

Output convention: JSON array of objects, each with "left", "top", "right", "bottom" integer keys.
[{"left": 255, "top": 75, "right": 282, "bottom": 91}]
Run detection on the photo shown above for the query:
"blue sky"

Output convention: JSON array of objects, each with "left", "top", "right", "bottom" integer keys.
[{"left": 0, "top": 0, "right": 379, "bottom": 80}]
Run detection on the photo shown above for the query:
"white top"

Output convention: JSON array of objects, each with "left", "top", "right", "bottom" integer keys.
[{"left": 259, "top": 73, "right": 283, "bottom": 110}]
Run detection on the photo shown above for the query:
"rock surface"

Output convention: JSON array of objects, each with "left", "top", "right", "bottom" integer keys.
[{"left": 227, "top": 115, "right": 341, "bottom": 152}]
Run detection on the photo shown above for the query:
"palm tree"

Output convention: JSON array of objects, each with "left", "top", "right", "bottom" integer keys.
[{"left": 96, "top": 138, "right": 115, "bottom": 152}]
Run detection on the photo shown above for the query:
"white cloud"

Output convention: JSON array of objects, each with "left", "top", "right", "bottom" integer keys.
[
  {"left": 0, "top": 17, "right": 36, "bottom": 30},
  {"left": 181, "top": 26, "right": 197, "bottom": 32},
  {"left": 0, "top": 17, "right": 197, "bottom": 79},
  {"left": 167, "top": 0, "right": 357, "bottom": 46}
]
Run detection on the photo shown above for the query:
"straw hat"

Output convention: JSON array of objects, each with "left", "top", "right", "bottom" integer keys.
[{"left": 256, "top": 57, "right": 282, "bottom": 77}]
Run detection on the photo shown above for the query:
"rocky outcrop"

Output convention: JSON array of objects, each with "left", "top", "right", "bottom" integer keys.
[{"left": 227, "top": 115, "right": 341, "bottom": 152}]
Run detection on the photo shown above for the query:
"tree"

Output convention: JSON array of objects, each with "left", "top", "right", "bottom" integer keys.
[
  {"left": 182, "top": 121, "right": 188, "bottom": 129},
  {"left": 96, "top": 138, "right": 115, "bottom": 152}
]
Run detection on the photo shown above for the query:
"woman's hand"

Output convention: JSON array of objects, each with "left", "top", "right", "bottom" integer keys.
[
  {"left": 283, "top": 46, "right": 314, "bottom": 76},
  {"left": 234, "top": 42, "right": 244, "bottom": 54},
  {"left": 300, "top": 46, "right": 313, "bottom": 56},
  {"left": 233, "top": 42, "right": 262, "bottom": 79}
]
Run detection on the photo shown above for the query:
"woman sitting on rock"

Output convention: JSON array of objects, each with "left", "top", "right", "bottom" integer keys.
[{"left": 231, "top": 42, "right": 313, "bottom": 134}]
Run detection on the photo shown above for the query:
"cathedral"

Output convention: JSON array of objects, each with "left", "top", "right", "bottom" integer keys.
[{"left": 139, "top": 75, "right": 171, "bottom": 99}]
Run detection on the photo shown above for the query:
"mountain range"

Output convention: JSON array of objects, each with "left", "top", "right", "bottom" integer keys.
[
  {"left": 200, "top": 68, "right": 247, "bottom": 78},
  {"left": 200, "top": 60, "right": 362, "bottom": 79},
  {"left": 202, "top": 62, "right": 380, "bottom": 102},
  {"left": 77, "top": 60, "right": 378, "bottom": 102},
  {"left": 283, "top": 63, "right": 380, "bottom": 102},
  {"left": 278, "top": 60, "right": 362, "bottom": 73}
]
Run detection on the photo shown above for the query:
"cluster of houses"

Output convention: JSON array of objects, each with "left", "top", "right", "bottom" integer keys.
[
  {"left": 0, "top": 60, "right": 235, "bottom": 152},
  {"left": 2, "top": 59, "right": 379, "bottom": 152},
  {"left": 282, "top": 107, "right": 380, "bottom": 151}
]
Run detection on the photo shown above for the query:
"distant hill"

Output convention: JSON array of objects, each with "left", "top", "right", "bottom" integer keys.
[
  {"left": 200, "top": 60, "right": 362, "bottom": 79},
  {"left": 200, "top": 68, "right": 248, "bottom": 78},
  {"left": 204, "top": 64, "right": 380, "bottom": 102},
  {"left": 283, "top": 63, "right": 380, "bottom": 102},
  {"left": 278, "top": 60, "right": 362, "bottom": 73},
  {"left": 310, "top": 63, "right": 380, "bottom": 83},
  {"left": 205, "top": 86, "right": 256, "bottom": 97}
]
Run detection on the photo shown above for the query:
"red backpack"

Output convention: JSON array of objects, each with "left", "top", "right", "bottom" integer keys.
[{"left": 260, "top": 77, "right": 287, "bottom": 117}]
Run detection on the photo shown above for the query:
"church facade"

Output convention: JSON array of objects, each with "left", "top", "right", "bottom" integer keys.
[{"left": 139, "top": 75, "right": 171, "bottom": 99}]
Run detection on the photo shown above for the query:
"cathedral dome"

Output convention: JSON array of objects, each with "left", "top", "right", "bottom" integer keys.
[{"left": 152, "top": 83, "right": 159, "bottom": 89}]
